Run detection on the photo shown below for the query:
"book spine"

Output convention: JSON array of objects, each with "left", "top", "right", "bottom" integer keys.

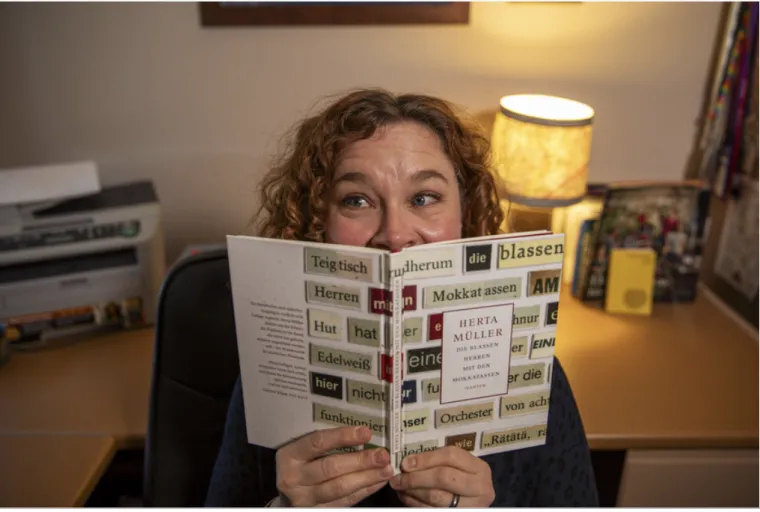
[
  {"left": 389, "top": 256, "right": 404, "bottom": 472},
  {"left": 571, "top": 221, "right": 592, "bottom": 296},
  {"left": 578, "top": 219, "right": 599, "bottom": 300}
]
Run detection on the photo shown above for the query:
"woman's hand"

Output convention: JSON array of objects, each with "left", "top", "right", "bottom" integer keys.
[
  {"left": 275, "top": 426, "right": 394, "bottom": 507},
  {"left": 390, "top": 446, "right": 495, "bottom": 508}
]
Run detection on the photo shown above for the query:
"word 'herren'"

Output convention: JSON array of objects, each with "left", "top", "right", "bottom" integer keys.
[{"left": 313, "top": 285, "right": 360, "bottom": 304}]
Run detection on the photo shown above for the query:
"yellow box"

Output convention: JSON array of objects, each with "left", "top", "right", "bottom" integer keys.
[{"left": 604, "top": 248, "right": 656, "bottom": 315}]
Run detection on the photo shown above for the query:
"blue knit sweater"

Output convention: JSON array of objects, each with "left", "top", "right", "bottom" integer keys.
[{"left": 205, "top": 357, "right": 599, "bottom": 507}]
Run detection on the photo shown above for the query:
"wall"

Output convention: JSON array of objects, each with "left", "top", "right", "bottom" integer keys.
[{"left": 0, "top": 2, "right": 721, "bottom": 262}]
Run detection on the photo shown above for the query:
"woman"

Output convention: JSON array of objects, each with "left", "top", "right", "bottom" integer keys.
[{"left": 205, "top": 89, "right": 599, "bottom": 507}]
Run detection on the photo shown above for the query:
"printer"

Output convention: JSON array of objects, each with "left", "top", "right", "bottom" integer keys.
[{"left": 0, "top": 162, "right": 166, "bottom": 347}]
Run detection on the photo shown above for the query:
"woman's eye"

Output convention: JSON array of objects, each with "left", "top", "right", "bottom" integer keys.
[
  {"left": 341, "top": 195, "right": 369, "bottom": 208},
  {"left": 411, "top": 193, "right": 440, "bottom": 207}
]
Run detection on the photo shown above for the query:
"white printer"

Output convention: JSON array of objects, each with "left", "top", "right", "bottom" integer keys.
[{"left": 0, "top": 163, "right": 166, "bottom": 347}]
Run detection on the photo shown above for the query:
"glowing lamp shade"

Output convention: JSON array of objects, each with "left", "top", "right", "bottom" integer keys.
[{"left": 491, "top": 94, "right": 594, "bottom": 207}]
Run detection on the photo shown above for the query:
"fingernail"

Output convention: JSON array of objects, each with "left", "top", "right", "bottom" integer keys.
[
  {"left": 374, "top": 449, "right": 389, "bottom": 465},
  {"left": 403, "top": 455, "right": 416, "bottom": 470},
  {"left": 389, "top": 474, "right": 401, "bottom": 488},
  {"left": 382, "top": 464, "right": 394, "bottom": 477}
]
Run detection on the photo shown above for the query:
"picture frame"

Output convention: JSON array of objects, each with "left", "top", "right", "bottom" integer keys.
[{"left": 199, "top": 2, "right": 470, "bottom": 27}]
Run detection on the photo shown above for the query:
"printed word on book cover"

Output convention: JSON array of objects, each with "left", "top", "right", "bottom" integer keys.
[{"left": 227, "top": 231, "right": 564, "bottom": 472}]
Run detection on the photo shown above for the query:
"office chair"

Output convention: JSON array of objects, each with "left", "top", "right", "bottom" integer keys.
[{"left": 143, "top": 249, "right": 241, "bottom": 506}]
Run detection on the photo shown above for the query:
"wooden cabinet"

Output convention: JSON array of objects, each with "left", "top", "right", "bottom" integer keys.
[{"left": 617, "top": 449, "right": 759, "bottom": 507}]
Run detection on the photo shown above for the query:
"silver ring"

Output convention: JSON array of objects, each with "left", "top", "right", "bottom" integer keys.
[{"left": 449, "top": 493, "right": 460, "bottom": 508}]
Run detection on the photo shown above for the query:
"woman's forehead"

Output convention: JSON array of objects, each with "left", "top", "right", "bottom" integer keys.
[
  {"left": 344, "top": 124, "right": 439, "bottom": 152},
  {"left": 334, "top": 122, "right": 455, "bottom": 182}
]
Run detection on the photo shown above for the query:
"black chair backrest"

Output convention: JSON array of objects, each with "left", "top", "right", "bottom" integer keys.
[{"left": 143, "top": 249, "right": 241, "bottom": 506}]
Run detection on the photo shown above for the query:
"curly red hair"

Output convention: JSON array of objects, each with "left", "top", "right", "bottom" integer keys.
[{"left": 252, "top": 89, "right": 504, "bottom": 242}]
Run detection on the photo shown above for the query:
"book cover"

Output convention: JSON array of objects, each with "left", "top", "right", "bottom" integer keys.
[
  {"left": 226, "top": 230, "right": 564, "bottom": 472},
  {"left": 579, "top": 181, "right": 708, "bottom": 303},
  {"left": 571, "top": 219, "right": 597, "bottom": 298},
  {"left": 604, "top": 248, "right": 657, "bottom": 315},
  {"left": 551, "top": 183, "right": 606, "bottom": 288}
]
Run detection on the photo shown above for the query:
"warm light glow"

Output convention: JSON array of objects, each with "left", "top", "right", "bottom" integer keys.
[
  {"left": 500, "top": 94, "right": 595, "bottom": 124},
  {"left": 491, "top": 94, "right": 594, "bottom": 207}
]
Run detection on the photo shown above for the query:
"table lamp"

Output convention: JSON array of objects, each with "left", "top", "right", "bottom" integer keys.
[
  {"left": 491, "top": 93, "right": 595, "bottom": 208},
  {"left": 491, "top": 93, "right": 596, "bottom": 280}
]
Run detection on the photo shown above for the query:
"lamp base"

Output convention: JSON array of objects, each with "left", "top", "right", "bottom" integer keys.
[
  {"left": 505, "top": 193, "right": 584, "bottom": 208},
  {"left": 500, "top": 200, "right": 553, "bottom": 233}
]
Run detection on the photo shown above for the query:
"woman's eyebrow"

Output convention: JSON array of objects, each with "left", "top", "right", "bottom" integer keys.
[{"left": 412, "top": 169, "right": 449, "bottom": 185}]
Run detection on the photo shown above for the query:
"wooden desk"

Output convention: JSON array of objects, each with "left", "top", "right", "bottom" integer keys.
[
  {"left": 3, "top": 293, "right": 754, "bottom": 451},
  {"left": 0, "top": 328, "right": 154, "bottom": 446},
  {"left": 0, "top": 434, "right": 115, "bottom": 506},
  {"left": 555, "top": 290, "right": 758, "bottom": 450},
  {"left": 0, "top": 289, "right": 756, "bottom": 506}
]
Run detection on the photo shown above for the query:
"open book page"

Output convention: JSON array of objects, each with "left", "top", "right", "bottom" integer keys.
[
  {"left": 390, "top": 232, "right": 564, "bottom": 461},
  {"left": 227, "top": 235, "right": 392, "bottom": 451}
]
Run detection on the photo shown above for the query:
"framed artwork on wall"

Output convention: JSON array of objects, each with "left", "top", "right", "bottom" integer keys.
[{"left": 199, "top": 2, "right": 470, "bottom": 27}]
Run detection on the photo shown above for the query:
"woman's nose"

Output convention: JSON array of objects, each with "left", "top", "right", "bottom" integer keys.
[{"left": 370, "top": 209, "right": 419, "bottom": 252}]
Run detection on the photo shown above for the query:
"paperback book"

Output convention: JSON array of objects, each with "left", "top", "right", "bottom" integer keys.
[{"left": 226, "top": 230, "right": 565, "bottom": 472}]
